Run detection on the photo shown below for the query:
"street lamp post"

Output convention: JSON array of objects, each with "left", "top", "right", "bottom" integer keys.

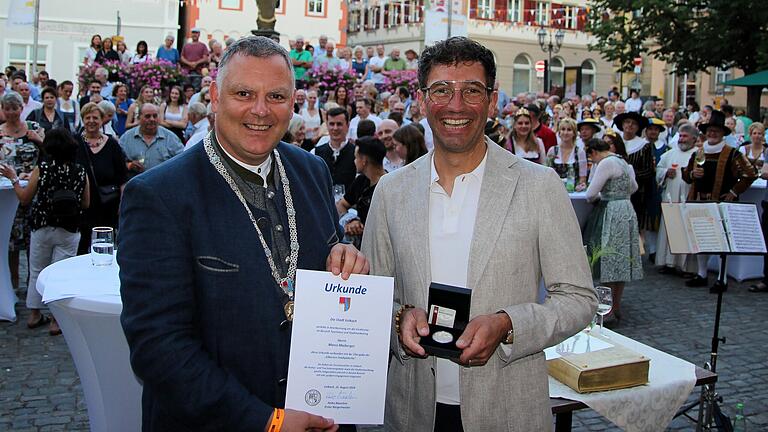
[{"left": 537, "top": 26, "right": 564, "bottom": 94}]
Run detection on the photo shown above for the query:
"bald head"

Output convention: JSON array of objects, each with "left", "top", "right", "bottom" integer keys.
[{"left": 376, "top": 119, "right": 398, "bottom": 150}]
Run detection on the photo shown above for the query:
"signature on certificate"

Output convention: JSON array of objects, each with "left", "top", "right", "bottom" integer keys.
[{"left": 325, "top": 388, "right": 357, "bottom": 401}]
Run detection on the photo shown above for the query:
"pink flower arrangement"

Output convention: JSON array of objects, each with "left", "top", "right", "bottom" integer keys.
[
  {"left": 78, "top": 59, "right": 186, "bottom": 97},
  {"left": 381, "top": 70, "right": 419, "bottom": 97},
  {"left": 305, "top": 63, "right": 358, "bottom": 94}
]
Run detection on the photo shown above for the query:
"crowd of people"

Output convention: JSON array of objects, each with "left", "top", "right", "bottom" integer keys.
[
  {"left": 2, "top": 27, "right": 767, "bottom": 430},
  {"left": 1, "top": 29, "right": 768, "bottom": 335}
]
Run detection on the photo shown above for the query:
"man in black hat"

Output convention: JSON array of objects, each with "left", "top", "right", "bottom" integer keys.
[
  {"left": 577, "top": 118, "right": 602, "bottom": 148},
  {"left": 682, "top": 110, "right": 757, "bottom": 287}
]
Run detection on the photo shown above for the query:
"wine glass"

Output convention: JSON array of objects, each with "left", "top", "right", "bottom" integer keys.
[
  {"left": 695, "top": 149, "right": 706, "bottom": 166},
  {"left": 595, "top": 286, "right": 613, "bottom": 335}
]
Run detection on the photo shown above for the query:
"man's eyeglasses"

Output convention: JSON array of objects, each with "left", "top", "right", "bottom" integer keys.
[{"left": 421, "top": 80, "right": 493, "bottom": 105}]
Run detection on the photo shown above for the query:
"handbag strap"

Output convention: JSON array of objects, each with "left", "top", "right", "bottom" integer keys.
[{"left": 80, "top": 135, "right": 102, "bottom": 190}]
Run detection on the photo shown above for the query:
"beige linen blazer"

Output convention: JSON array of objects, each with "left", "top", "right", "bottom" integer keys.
[{"left": 362, "top": 139, "right": 597, "bottom": 431}]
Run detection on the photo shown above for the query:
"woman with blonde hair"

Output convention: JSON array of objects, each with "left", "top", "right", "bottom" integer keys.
[
  {"left": 740, "top": 122, "right": 767, "bottom": 169},
  {"left": 124, "top": 85, "right": 155, "bottom": 130},
  {"left": 547, "top": 117, "right": 587, "bottom": 190},
  {"left": 600, "top": 102, "right": 616, "bottom": 129},
  {"left": 506, "top": 108, "right": 546, "bottom": 164}
]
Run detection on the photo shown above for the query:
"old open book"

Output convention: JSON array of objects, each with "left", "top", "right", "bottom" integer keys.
[{"left": 661, "top": 202, "right": 766, "bottom": 254}]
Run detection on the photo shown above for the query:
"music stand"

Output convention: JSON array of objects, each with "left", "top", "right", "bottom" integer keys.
[{"left": 661, "top": 202, "right": 766, "bottom": 431}]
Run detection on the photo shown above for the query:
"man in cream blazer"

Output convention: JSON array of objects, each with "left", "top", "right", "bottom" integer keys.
[{"left": 362, "top": 37, "right": 596, "bottom": 431}]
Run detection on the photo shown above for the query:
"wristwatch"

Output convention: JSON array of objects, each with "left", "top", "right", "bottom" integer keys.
[
  {"left": 497, "top": 312, "right": 514, "bottom": 344},
  {"left": 502, "top": 326, "right": 515, "bottom": 345}
]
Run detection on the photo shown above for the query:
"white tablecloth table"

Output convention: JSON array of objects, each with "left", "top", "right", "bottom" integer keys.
[
  {"left": 706, "top": 179, "right": 766, "bottom": 281},
  {"left": 0, "top": 183, "right": 21, "bottom": 321},
  {"left": 548, "top": 328, "right": 698, "bottom": 432},
  {"left": 568, "top": 191, "right": 593, "bottom": 230},
  {"left": 38, "top": 254, "right": 141, "bottom": 432}
]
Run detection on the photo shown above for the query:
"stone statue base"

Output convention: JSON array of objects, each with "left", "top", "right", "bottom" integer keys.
[{"left": 251, "top": 29, "right": 280, "bottom": 43}]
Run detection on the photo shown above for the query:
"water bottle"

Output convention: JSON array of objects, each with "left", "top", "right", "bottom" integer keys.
[
  {"left": 566, "top": 165, "right": 576, "bottom": 193},
  {"left": 733, "top": 402, "right": 746, "bottom": 431}
]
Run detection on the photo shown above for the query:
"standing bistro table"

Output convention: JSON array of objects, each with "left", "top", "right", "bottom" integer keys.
[
  {"left": 40, "top": 254, "right": 716, "bottom": 431},
  {"left": 38, "top": 254, "right": 141, "bottom": 432},
  {"left": 0, "top": 181, "right": 21, "bottom": 321}
]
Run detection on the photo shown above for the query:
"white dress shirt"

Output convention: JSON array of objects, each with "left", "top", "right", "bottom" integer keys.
[
  {"left": 429, "top": 150, "right": 488, "bottom": 405},
  {"left": 185, "top": 118, "right": 210, "bottom": 150},
  {"left": 347, "top": 114, "right": 382, "bottom": 140}
]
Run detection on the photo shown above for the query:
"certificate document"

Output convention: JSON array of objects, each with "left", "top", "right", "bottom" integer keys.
[{"left": 285, "top": 269, "right": 394, "bottom": 424}]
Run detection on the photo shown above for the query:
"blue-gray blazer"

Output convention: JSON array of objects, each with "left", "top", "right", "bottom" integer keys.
[{"left": 119, "top": 140, "right": 342, "bottom": 431}]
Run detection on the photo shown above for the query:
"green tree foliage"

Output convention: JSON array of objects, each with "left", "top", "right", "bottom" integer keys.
[{"left": 587, "top": 0, "right": 768, "bottom": 118}]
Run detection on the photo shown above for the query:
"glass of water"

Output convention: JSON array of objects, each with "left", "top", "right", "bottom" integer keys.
[
  {"left": 91, "top": 227, "right": 114, "bottom": 266},
  {"left": 595, "top": 286, "right": 613, "bottom": 336},
  {"left": 333, "top": 184, "right": 345, "bottom": 203}
]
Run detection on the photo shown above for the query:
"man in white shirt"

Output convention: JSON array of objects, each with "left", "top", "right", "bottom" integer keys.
[
  {"left": 625, "top": 89, "right": 642, "bottom": 113},
  {"left": 362, "top": 36, "right": 595, "bottom": 432},
  {"left": 189, "top": 76, "right": 213, "bottom": 105},
  {"left": 368, "top": 44, "right": 387, "bottom": 84},
  {"left": 655, "top": 123, "right": 698, "bottom": 273},
  {"left": 313, "top": 35, "right": 328, "bottom": 59},
  {"left": 18, "top": 82, "right": 42, "bottom": 120},
  {"left": 185, "top": 102, "right": 210, "bottom": 148},
  {"left": 347, "top": 98, "right": 382, "bottom": 140},
  {"left": 376, "top": 119, "right": 403, "bottom": 171}
]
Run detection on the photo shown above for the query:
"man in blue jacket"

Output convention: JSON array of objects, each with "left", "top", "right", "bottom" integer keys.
[{"left": 119, "top": 36, "right": 368, "bottom": 432}]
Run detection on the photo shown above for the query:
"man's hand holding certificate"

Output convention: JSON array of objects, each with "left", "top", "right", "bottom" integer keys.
[{"left": 285, "top": 270, "right": 394, "bottom": 425}]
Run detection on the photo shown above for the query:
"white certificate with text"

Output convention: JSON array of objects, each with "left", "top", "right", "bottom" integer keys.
[{"left": 285, "top": 269, "right": 394, "bottom": 424}]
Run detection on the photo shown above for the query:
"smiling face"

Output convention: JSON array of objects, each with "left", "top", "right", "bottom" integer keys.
[
  {"left": 622, "top": 118, "right": 639, "bottom": 137},
  {"left": 139, "top": 104, "right": 159, "bottom": 135},
  {"left": 559, "top": 124, "right": 576, "bottom": 144},
  {"left": 210, "top": 54, "right": 294, "bottom": 165},
  {"left": 83, "top": 110, "right": 102, "bottom": 133},
  {"left": 513, "top": 115, "right": 531, "bottom": 137},
  {"left": 376, "top": 119, "right": 397, "bottom": 150},
  {"left": 750, "top": 128, "right": 765, "bottom": 145},
  {"left": 170, "top": 87, "right": 180, "bottom": 103},
  {"left": 421, "top": 61, "right": 496, "bottom": 154},
  {"left": 2, "top": 103, "right": 21, "bottom": 123},
  {"left": 327, "top": 112, "right": 349, "bottom": 144},
  {"left": 706, "top": 127, "right": 725, "bottom": 144}
]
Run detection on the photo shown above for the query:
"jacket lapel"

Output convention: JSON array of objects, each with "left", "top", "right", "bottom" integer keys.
[
  {"left": 407, "top": 152, "right": 433, "bottom": 307},
  {"left": 467, "top": 140, "right": 520, "bottom": 291}
]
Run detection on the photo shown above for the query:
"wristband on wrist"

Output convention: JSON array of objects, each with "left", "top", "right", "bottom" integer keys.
[
  {"left": 395, "top": 304, "right": 415, "bottom": 335},
  {"left": 268, "top": 408, "right": 285, "bottom": 432},
  {"left": 10, "top": 177, "right": 19, "bottom": 185}
]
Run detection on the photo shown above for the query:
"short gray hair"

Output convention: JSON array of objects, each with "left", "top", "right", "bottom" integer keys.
[
  {"left": 97, "top": 100, "right": 116, "bottom": 116},
  {"left": 165, "top": 33, "right": 175, "bottom": 41},
  {"left": 216, "top": 36, "right": 294, "bottom": 89},
  {"left": 188, "top": 101, "right": 207, "bottom": 116},
  {"left": 1, "top": 92, "right": 23, "bottom": 109},
  {"left": 138, "top": 102, "right": 159, "bottom": 116},
  {"left": 678, "top": 123, "right": 699, "bottom": 137},
  {"left": 288, "top": 115, "right": 305, "bottom": 136}
]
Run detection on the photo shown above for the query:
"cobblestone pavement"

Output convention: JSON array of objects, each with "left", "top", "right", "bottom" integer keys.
[{"left": 1, "top": 258, "right": 766, "bottom": 431}]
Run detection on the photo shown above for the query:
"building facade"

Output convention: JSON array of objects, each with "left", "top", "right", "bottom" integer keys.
[
  {"left": 0, "top": 0, "right": 179, "bottom": 86},
  {"left": 346, "top": 0, "right": 615, "bottom": 98},
  {"left": 186, "top": 0, "right": 347, "bottom": 52}
]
